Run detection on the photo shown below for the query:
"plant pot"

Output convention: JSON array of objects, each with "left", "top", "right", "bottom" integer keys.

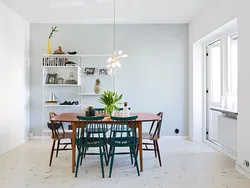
[{"left": 94, "top": 84, "right": 102, "bottom": 94}]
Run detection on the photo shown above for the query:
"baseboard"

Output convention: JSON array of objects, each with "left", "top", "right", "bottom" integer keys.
[
  {"left": 161, "top": 136, "right": 189, "bottom": 140},
  {"left": 222, "top": 148, "right": 237, "bottom": 161},
  {"left": 236, "top": 162, "right": 250, "bottom": 179},
  {"left": 29, "top": 136, "right": 50, "bottom": 140}
]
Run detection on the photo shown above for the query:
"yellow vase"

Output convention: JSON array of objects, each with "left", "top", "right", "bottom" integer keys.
[{"left": 47, "top": 39, "right": 52, "bottom": 54}]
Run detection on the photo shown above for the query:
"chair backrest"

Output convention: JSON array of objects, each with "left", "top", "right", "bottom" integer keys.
[
  {"left": 149, "top": 112, "right": 163, "bottom": 139},
  {"left": 109, "top": 116, "right": 138, "bottom": 146},
  {"left": 76, "top": 116, "right": 105, "bottom": 146},
  {"left": 48, "top": 112, "right": 65, "bottom": 139}
]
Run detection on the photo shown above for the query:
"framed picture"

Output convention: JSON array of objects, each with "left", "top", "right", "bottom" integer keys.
[
  {"left": 46, "top": 73, "right": 58, "bottom": 84},
  {"left": 84, "top": 67, "right": 95, "bottom": 75},
  {"left": 99, "top": 68, "right": 108, "bottom": 75}
]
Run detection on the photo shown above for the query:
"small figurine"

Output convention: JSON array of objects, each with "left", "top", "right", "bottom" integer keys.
[{"left": 53, "top": 46, "right": 65, "bottom": 54}]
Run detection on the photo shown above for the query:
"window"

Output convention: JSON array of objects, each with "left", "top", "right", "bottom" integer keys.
[
  {"left": 208, "top": 41, "right": 222, "bottom": 103},
  {"left": 228, "top": 34, "right": 238, "bottom": 109}
]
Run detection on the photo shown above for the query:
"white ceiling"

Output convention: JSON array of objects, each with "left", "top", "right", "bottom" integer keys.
[{"left": 1, "top": 0, "right": 211, "bottom": 23}]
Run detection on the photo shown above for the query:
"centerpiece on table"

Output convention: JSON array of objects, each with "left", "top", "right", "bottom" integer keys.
[{"left": 99, "top": 90, "right": 123, "bottom": 117}]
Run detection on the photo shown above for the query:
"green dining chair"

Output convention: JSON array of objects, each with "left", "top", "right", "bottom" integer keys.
[
  {"left": 108, "top": 116, "right": 140, "bottom": 178},
  {"left": 75, "top": 116, "right": 108, "bottom": 178}
]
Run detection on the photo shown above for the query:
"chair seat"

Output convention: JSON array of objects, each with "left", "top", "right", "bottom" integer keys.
[
  {"left": 108, "top": 137, "right": 138, "bottom": 147},
  {"left": 51, "top": 132, "right": 72, "bottom": 140},
  {"left": 76, "top": 137, "right": 107, "bottom": 147},
  {"left": 142, "top": 132, "right": 159, "bottom": 140}
]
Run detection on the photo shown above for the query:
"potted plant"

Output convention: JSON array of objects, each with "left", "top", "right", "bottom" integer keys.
[{"left": 99, "top": 90, "right": 123, "bottom": 117}]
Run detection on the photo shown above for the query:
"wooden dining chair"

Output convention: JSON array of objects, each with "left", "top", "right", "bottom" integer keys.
[
  {"left": 136, "top": 112, "right": 163, "bottom": 166},
  {"left": 48, "top": 112, "right": 72, "bottom": 166},
  {"left": 108, "top": 116, "right": 140, "bottom": 178},
  {"left": 75, "top": 116, "right": 108, "bottom": 178}
]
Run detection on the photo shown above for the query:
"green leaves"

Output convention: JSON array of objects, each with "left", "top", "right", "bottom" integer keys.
[
  {"left": 99, "top": 91, "right": 123, "bottom": 116},
  {"left": 48, "top": 26, "right": 58, "bottom": 39}
]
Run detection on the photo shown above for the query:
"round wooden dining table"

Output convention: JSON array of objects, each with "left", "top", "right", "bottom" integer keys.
[{"left": 50, "top": 112, "right": 161, "bottom": 173}]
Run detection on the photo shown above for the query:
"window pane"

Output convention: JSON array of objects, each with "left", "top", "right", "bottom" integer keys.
[
  {"left": 210, "top": 44, "right": 221, "bottom": 103},
  {"left": 228, "top": 34, "right": 238, "bottom": 109}
]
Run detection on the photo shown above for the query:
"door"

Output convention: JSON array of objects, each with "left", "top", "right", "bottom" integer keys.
[{"left": 206, "top": 40, "right": 222, "bottom": 143}]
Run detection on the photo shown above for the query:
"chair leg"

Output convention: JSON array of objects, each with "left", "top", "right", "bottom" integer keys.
[
  {"left": 49, "top": 140, "right": 56, "bottom": 166},
  {"left": 99, "top": 147, "right": 105, "bottom": 178},
  {"left": 129, "top": 146, "right": 133, "bottom": 165},
  {"left": 56, "top": 140, "right": 60, "bottom": 157},
  {"left": 109, "top": 147, "right": 115, "bottom": 178},
  {"left": 155, "top": 140, "right": 162, "bottom": 167},
  {"left": 103, "top": 145, "right": 108, "bottom": 166},
  {"left": 132, "top": 146, "right": 140, "bottom": 176},
  {"left": 153, "top": 140, "right": 157, "bottom": 158},
  {"left": 80, "top": 147, "right": 84, "bottom": 166},
  {"left": 107, "top": 146, "right": 112, "bottom": 165},
  {"left": 83, "top": 147, "right": 87, "bottom": 158},
  {"left": 75, "top": 150, "right": 82, "bottom": 178}
]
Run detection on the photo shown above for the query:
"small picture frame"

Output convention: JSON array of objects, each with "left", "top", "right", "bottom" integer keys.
[
  {"left": 84, "top": 67, "right": 95, "bottom": 75},
  {"left": 46, "top": 73, "right": 58, "bottom": 84},
  {"left": 99, "top": 68, "right": 108, "bottom": 75}
]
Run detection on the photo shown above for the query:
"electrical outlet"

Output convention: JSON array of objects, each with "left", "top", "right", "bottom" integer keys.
[{"left": 244, "top": 160, "right": 249, "bottom": 167}]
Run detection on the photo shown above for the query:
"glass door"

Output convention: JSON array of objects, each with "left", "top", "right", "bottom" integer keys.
[{"left": 206, "top": 40, "right": 222, "bottom": 144}]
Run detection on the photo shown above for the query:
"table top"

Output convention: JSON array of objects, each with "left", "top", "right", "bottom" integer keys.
[{"left": 50, "top": 112, "right": 161, "bottom": 123}]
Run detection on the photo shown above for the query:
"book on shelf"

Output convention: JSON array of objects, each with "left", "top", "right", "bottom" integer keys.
[{"left": 45, "top": 101, "right": 59, "bottom": 105}]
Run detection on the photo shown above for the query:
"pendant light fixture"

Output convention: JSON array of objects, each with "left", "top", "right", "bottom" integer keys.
[{"left": 107, "top": 0, "right": 128, "bottom": 75}]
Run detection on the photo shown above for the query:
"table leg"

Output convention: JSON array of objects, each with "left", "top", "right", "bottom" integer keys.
[
  {"left": 72, "top": 122, "right": 77, "bottom": 173},
  {"left": 138, "top": 122, "right": 143, "bottom": 172}
]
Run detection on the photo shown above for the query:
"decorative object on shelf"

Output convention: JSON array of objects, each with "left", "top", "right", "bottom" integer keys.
[
  {"left": 53, "top": 46, "right": 65, "bottom": 54},
  {"left": 84, "top": 67, "right": 95, "bottom": 75},
  {"left": 49, "top": 93, "right": 57, "bottom": 101},
  {"left": 107, "top": 0, "right": 128, "bottom": 75},
  {"left": 46, "top": 73, "right": 58, "bottom": 84},
  {"left": 58, "top": 77, "right": 64, "bottom": 84},
  {"left": 85, "top": 106, "right": 95, "bottom": 116},
  {"left": 45, "top": 101, "right": 59, "bottom": 105},
  {"left": 48, "top": 26, "right": 58, "bottom": 54},
  {"left": 99, "top": 90, "right": 123, "bottom": 117},
  {"left": 65, "top": 58, "right": 76, "bottom": 66},
  {"left": 65, "top": 72, "right": 77, "bottom": 84},
  {"left": 60, "top": 101, "right": 79, "bottom": 105},
  {"left": 94, "top": 78, "right": 102, "bottom": 94},
  {"left": 68, "top": 51, "right": 77, "bottom": 55},
  {"left": 99, "top": 68, "right": 108, "bottom": 75}
]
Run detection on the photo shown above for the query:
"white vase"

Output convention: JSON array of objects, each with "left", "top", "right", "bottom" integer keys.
[{"left": 94, "top": 84, "right": 102, "bottom": 94}]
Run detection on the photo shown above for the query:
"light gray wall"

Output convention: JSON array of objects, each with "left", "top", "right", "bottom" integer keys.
[{"left": 30, "top": 24, "right": 189, "bottom": 136}]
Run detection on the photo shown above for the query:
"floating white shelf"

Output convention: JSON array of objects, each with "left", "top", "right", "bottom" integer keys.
[
  {"left": 79, "top": 93, "right": 102, "bottom": 96},
  {"left": 43, "top": 104, "right": 80, "bottom": 107},
  {"left": 43, "top": 66, "right": 79, "bottom": 68},
  {"left": 44, "top": 84, "right": 80, "bottom": 87},
  {"left": 43, "top": 54, "right": 111, "bottom": 57}
]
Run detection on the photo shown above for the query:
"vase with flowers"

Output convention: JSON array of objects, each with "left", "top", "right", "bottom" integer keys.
[
  {"left": 47, "top": 26, "right": 58, "bottom": 54},
  {"left": 99, "top": 90, "right": 123, "bottom": 117}
]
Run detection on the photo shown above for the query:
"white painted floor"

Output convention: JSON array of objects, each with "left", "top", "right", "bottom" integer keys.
[{"left": 0, "top": 138, "right": 250, "bottom": 188}]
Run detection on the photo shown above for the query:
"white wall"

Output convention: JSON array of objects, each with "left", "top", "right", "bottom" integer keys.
[
  {"left": 189, "top": 0, "right": 250, "bottom": 177},
  {"left": 30, "top": 24, "right": 189, "bottom": 136},
  {"left": 0, "top": 2, "right": 30, "bottom": 155}
]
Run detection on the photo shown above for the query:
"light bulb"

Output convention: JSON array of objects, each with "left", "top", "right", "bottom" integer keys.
[
  {"left": 115, "top": 61, "right": 121, "bottom": 67},
  {"left": 107, "top": 57, "right": 112, "bottom": 63},
  {"left": 118, "top": 50, "right": 123, "bottom": 55},
  {"left": 112, "top": 63, "right": 116, "bottom": 68},
  {"left": 107, "top": 64, "right": 111, "bottom": 68},
  {"left": 108, "top": 68, "right": 113, "bottom": 75},
  {"left": 122, "top": 54, "right": 128, "bottom": 58}
]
